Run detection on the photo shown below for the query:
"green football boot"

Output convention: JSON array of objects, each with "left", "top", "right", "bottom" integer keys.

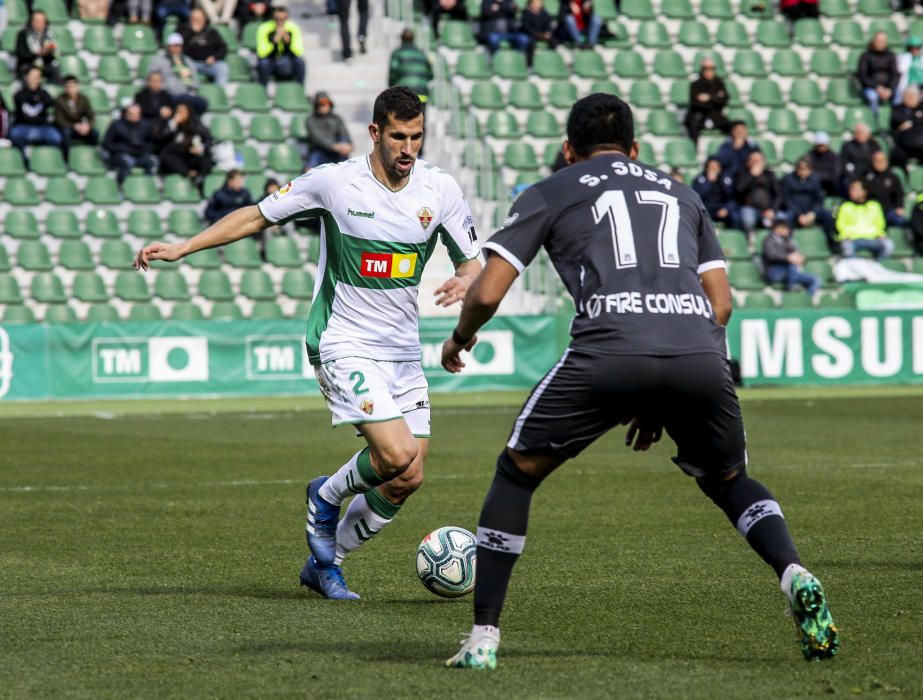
[
  {"left": 446, "top": 627, "right": 500, "bottom": 670},
  {"left": 787, "top": 571, "right": 840, "bottom": 661}
]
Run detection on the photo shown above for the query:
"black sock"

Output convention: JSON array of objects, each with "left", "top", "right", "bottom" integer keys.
[
  {"left": 473, "top": 451, "right": 542, "bottom": 627},
  {"left": 697, "top": 470, "right": 801, "bottom": 578}
]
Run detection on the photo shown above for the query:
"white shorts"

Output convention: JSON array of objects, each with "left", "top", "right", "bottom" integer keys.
[{"left": 314, "top": 357, "right": 431, "bottom": 437}]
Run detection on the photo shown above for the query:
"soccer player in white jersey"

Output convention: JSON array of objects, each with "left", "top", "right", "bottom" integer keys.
[{"left": 135, "top": 87, "right": 482, "bottom": 599}]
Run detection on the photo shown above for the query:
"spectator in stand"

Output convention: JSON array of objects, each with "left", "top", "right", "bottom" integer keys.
[
  {"left": 840, "top": 123, "right": 882, "bottom": 191},
  {"left": 147, "top": 33, "right": 208, "bottom": 115},
  {"left": 761, "top": 219, "right": 820, "bottom": 299},
  {"left": 424, "top": 0, "right": 467, "bottom": 40},
  {"left": 895, "top": 36, "right": 923, "bottom": 104},
  {"left": 179, "top": 8, "right": 229, "bottom": 86},
  {"left": 889, "top": 86, "right": 923, "bottom": 170},
  {"left": 102, "top": 102, "right": 157, "bottom": 183},
  {"left": 779, "top": 0, "right": 818, "bottom": 22},
  {"left": 235, "top": 0, "right": 272, "bottom": 36},
  {"left": 858, "top": 31, "right": 898, "bottom": 118},
  {"left": 558, "top": 1, "right": 601, "bottom": 49},
  {"left": 684, "top": 57, "right": 730, "bottom": 144},
  {"left": 77, "top": 0, "right": 109, "bottom": 21},
  {"left": 693, "top": 157, "right": 741, "bottom": 229},
  {"left": 0, "top": 94, "right": 10, "bottom": 143},
  {"left": 836, "top": 180, "right": 893, "bottom": 260},
  {"left": 480, "top": 0, "right": 531, "bottom": 58},
  {"left": 54, "top": 74, "right": 98, "bottom": 153},
  {"left": 156, "top": 101, "right": 213, "bottom": 183},
  {"left": 781, "top": 158, "right": 837, "bottom": 251},
  {"left": 153, "top": 0, "right": 192, "bottom": 41},
  {"left": 304, "top": 91, "right": 353, "bottom": 169},
  {"left": 803, "top": 131, "right": 840, "bottom": 197},
  {"left": 135, "top": 70, "right": 175, "bottom": 120},
  {"left": 865, "top": 150, "right": 907, "bottom": 227},
  {"left": 9, "top": 66, "right": 62, "bottom": 152},
  {"left": 521, "top": 0, "right": 556, "bottom": 54},
  {"left": 714, "top": 120, "right": 760, "bottom": 180},
  {"left": 127, "top": 0, "right": 152, "bottom": 24},
  {"left": 15, "top": 10, "right": 59, "bottom": 82},
  {"left": 388, "top": 28, "right": 433, "bottom": 104},
  {"left": 256, "top": 6, "right": 305, "bottom": 86},
  {"left": 910, "top": 195, "right": 923, "bottom": 255},
  {"left": 735, "top": 151, "right": 780, "bottom": 236},
  {"left": 337, "top": 0, "right": 369, "bottom": 62},
  {"left": 264, "top": 177, "right": 280, "bottom": 196},
  {"left": 205, "top": 169, "right": 254, "bottom": 224}
]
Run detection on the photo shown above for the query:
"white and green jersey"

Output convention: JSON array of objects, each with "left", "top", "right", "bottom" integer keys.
[{"left": 257, "top": 156, "right": 480, "bottom": 365}]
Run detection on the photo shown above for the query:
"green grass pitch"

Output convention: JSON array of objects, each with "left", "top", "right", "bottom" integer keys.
[{"left": 1, "top": 388, "right": 922, "bottom": 698}]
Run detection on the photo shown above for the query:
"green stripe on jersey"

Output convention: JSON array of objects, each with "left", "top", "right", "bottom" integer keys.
[{"left": 305, "top": 209, "right": 340, "bottom": 364}]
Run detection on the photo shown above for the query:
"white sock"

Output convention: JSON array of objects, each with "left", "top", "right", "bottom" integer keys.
[
  {"left": 333, "top": 491, "right": 399, "bottom": 565},
  {"left": 780, "top": 563, "right": 809, "bottom": 601},
  {"left": 319, "top": 447, "right": 384, "bottom": 506},
  {"left": 471, "top": 624, "right": 500, "bottom": 643}
]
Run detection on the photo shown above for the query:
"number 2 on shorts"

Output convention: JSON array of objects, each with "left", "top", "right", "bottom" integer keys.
[{"left": 350, "top": 371, "right": 369, "bottom": 396}]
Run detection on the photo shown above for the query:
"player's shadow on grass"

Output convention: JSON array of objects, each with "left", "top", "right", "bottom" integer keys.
[{"left": 814, "top": 559, "right": 923, "bottom": 572}]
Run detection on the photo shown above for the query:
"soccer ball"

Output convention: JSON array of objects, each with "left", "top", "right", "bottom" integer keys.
[{"left": 416, "top": 526, "right": 477, "bottom": 598}]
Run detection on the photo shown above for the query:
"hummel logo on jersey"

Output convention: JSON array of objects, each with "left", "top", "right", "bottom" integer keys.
[
  {"left": 360, "top": 252, "right": 418, "bottom": 278},
  {"left": 348, "top": 208, "right": 375, "bottom": 219}
]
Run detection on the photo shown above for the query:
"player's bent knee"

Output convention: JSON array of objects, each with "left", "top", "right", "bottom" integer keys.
[
  {"left": 496, "top": 450, "right": 542, "bottom": 492},
  {"left": 382, "top": 469, "right": 424, "bottom": 501},
  {"left": 373, "top": 441, "right": 419, "bottom": 479},
  {"left": 696, "top": 467, "right": 746, "bottom": 500}
]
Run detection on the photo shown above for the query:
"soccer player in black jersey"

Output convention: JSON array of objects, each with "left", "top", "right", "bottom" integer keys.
[{"left": 442, "top": 94, "right": 839, "bottom": 669}]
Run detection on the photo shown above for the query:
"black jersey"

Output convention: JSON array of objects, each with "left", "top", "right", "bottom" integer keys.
[{"left": 484, "top": 153, "right": 728, "bottom": 356}]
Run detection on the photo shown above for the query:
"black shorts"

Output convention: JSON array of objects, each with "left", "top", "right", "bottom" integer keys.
[{"left": 506, "top": 350, "right": 747, "bottom": 479}]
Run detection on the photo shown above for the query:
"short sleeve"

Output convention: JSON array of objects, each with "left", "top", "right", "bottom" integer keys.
[
  {"left": 437, "top": 176, "right": 480, "bottom": 264},
  {"left": 481, "top": 185, "right": 551, "bottom": 273},
  {"left": 696, "top": 204, "right": 727, "bottom": 274},
  {"left": 257, "top": 171, "right": 328, "bottom": 226}
]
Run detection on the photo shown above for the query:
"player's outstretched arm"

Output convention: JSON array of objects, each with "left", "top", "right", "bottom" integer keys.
[
  {"left": 133, "top": 205, "right": 271, "bottom": 271},
  {"left": 434, "top": 258, "right": 483, "bottom": 307},
  {"left": 700, "top": 267, "right": 733, "bottom": 326}
]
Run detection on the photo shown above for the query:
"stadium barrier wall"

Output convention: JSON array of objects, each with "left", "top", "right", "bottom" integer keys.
[{"left": 0, "top": 309, "right": 922, "bottom": 401}]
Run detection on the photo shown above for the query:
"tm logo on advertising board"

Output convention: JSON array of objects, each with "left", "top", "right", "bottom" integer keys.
[
  {"left": 93, "top": 337, "right": 209, "bottom": 383},
  {"left": 421, "top": 330, "right": 515, "bottom": 375},
  {"left": 246, "top": 335, "right": 312, "bottom": 380}
]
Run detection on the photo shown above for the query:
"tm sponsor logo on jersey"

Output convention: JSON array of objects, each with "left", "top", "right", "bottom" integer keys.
[
  {"left": 585, "top": 292, "right": 713, "bottom": 319},
  {"left": 579, "top": 160, "right": 673, "bottom": 189},
  {"left": 360, "top": 252, "right": 418, "bottom": 278}
]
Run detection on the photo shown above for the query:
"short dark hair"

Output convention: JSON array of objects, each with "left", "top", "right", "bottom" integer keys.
[
  {"left": 63, "top": 74, "right": 78, "bottom": 83},
  {"left": 373, "top": 86, "right": 423, "bottom": 130},
  {"left": 226, "top": 169, "right": 243, "bottom": 182},
  {"left": 566, "top": 93, "right": 634, "bottom": 158}
]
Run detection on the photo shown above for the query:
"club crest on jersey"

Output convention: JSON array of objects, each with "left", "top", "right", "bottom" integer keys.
[
  {"left": 360, "top": 399, "right": 374, "bottom": 415},
  {"left": 278, "top": 181, "right": 293, "bottom": 196},
  {"left": 360, "top": 252, "right": 418, "bottom": 278},
  {"left": 417, "top": 207, "right": 434, "bottom": 230}
]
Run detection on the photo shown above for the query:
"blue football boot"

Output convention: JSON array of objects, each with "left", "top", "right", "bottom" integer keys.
[
  {"left": 300, "top": 556, "right": 360, "bottom": 600},
  {"left": 306, "top": 476, "right": 339, "bottom": 566}
]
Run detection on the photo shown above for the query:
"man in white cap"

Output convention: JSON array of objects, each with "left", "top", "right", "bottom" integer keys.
[
  {"left": 147, "top": 32, "right": 208, "bottom": 115},
  {"left": 804, "top": 131, "right": 840, "bottom": 197}
]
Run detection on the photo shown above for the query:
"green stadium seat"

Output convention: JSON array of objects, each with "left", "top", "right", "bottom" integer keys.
[
  {"left": 646, "top": 111, "right": 683, "bottom": 137},
  {"left": 250, "top": 301, "right": 284, "bottom": 319},
  {"left": 843, "top": 106, "right": 875, "bottom": 130},
  {"left": 750, "top": 79, "right": 784, "bottom": 107},
  {"left": 4, "top": 180, "right": 40, "bottom": 206},
  {"left": 637, "top": 20, "right": 670, "bottom": 48},
  {"left": 0, "top": 247, "right": 9, "bottom": 272},
  {"left": 880, "top": 259, "right": 909, "bottom": 273},
  {"left": 525, "top": 111, "right": 560, "bottom": 138},
  {"left": 797, "top": 228, "right": 831, "bottom": 258},
  {"left": 743, "top": 292, "right": 777, "bottom": 309},
  {"left": 602, "top": 19, "right": 630, "bottom": 48},
  {"left": 115, "top": 271, "right": 152, "bottom": 302},
  {"left": 804, "top": 261, "right": 834, "bottom": 286},
  {"left": 241, "top": 20, "right": 259, "bottom": 50},
  {"left": 794, "top": 19, "right": 826, "bottom": 47},
  {"left": 237, "top": 145, "right": 263, "bottom": 174},
  {"left": 790, "top": 79, "right": 824, "bottom": 107},
  {"left": 456, "top": 51, "right": 491, "bottom": 80},
  {"left": 210, "top": 301, "right": 243, "bottom": 320},
  {"left": 33, "top": 0, "right": 68, "bottom": 22},
  {"left": 209, "top": 115, "right": 244, "bottom": 142},
  {"left": 73, "top": 271, "right": 109, "bottom": 302},
  {"left": 68, "top": 145, "right": 106, "bottom": 175},
  {"left": 56, "top": 55, "right": 90, "bottom": 83},
  {"left": 85, "top": 177, "right": 121, "bottom": 206},
  {"left": 589, "top": 81, "right": 620, "bottom": 97},
  {"left": 678, "top": 20, "right": 712, "bottom": 47},
  {"left": 235, "top": 84, "right": 270, "bottom": 112},
  {"left": 809, "top": 50, "right": 845, "bottom": 79},
  {"left": 663, "top": 0, "right": 694, "bottom": 18},
  {"left": 121, "top": 24, "right": 157, "bottom": 53},
  {"left": 663, "top": 140, "right": 699, "bottom": 169},
  {"left": 772, "top": 49, "right": 806, "bottom": 77},
  {"left": 734, "top": 50, "right": 768, "bottom": 78},
  {"left": 0, "top": 149, "right": 26, "bottom": 177},
  {"left": 126, "top": 210, "right": 162, "bottom": 239},
  {"left": 756, "top": 20, "right": 790, "bottom": 47},
  {"left": 779, "top": 292, "right": 813, "bottom": 309},
  {"left": 759, "top": 140, "right": 782, "bottom": 167},
  {"left": 0, "top": 274, "right": 23, "bottom": 304},
  {"left": 493, "top": 50, "right": 528, "bottom": 79},
  {"left": 509, "top": 82, "right": 542, "bottom": 110},
  {"left": 442, "top": 20, "right": 477, "bottom": 49},
  {"left": 166, "top": 209, "right": 202, "bottom": 237},
  {"left": 44, "top": 303, "right": 78, "bottom": 323},
  {"left": 29, "top": 146, "right": 67, "bottom": 177},
  {"left": 767, "top": 108, "right": 802, "bottom": 136},
  {"left": 3, "top": 305, "right": 36, "bottom": 322},
  {"left": 629, "top": 80, "right": 664, "bottom": 109},
  {"left": 240, "top": 270, "right": 275, "bottom": 300},
  {"left": 911, "top": 258, "right": 923, "bottom": 274},
  {"left": 128, "top": 303, "right": 163, "bottom": 321},
  {"left": 186, "top": 248, "right": 220, "bottom": 270},
  {"left": 44, "top": 176, "right": 81, "bottom": 206},
  {"left": 858, "top": 0, "right": 893, "bottom": 16},
  {"left": 740, "top": 0, "right": 773, "bottom": 17},
  {"left": 715, "top": 20, "right": 749, "bottom": 47},
  {"left": 594, "top": 0, "right": 618, "bottom": 19},
  {"left": 265, "top": 236, "right": 303, "bottom": 267},
  {"left": 621, "top": 0, "right": 654, "bottom": 19},
  {"left": 282, "top": 270, "right": 314, "bottom": 299},
  {"left": 197, "top": 270, "right": 234, "bottom": 301},
  {"left": 267, "top": 144, "right": 302, "bottom": 172},
  {"left": 462, "top": 143, "right": 496, "bottom": 169},
  {"left": 97, "top": 55, "right": 132, "bottom": 83},
  {"left": 223, "top": 238, "right": 262, "bottom": 268},
  {"left": 198, "top": 84, "right": 230, "bottom": 113},
  {"left": 5, "top": 211, "right": 40, "bottom": 239},
  {"left": 888, "top": 228, "right": 913, "bottom": 256},
  {"left": 31, "top": 272, "right": 67, "bottom": 303},
  {"left": 81, "top": 86, "right": 111, "bottom": 115},
  {"left": 59, "top": 241, "right": 95, "bottom": 270},
  {"left": 17, "top": 241, "right": 53, "bottom": 271},
  {"left": 154, "top": 269, "right": 191, "bottom": 301},
  {"left": 653, "top": 51, "right": 686, "bottom": 79},
  {"left": 613, "top": 52, "right": 646, "bottom": 79},
  {"left": 470, "top": 81, "right": 504, "bottom": 110},
  {"left": 819, "top": 0, "right": 851, "bottom": 16},
  {"left": 0, "top": 27, "right": 15, "bottom": 52},
  {"left": 548, "top": 81, "right": 578, "bottom": 109},
  {"left": 203, "top": 173, "right": 225, "bottom": 199},
  {"left": 226, "top": 54, "right": 251, "bottom": 82},
  {"left": 250, "top": 114, "right": 286, "bottom": 142},
  {"left": 816, "top": 292, "right": 852, "bottom": 309},
  {"left": 163, "top": 175, "right": 201, "bottom": 204},
  {"left": 504, "top": 143, "right": 539, "bottom": 171},
  {"left": 51, "top": 25, "right": 75, "bottom": 54},
  {"left": 542, "top": 142, "right": 560, "bottom": 167},
  {"left": 487, "top": 112, "right": 521, "bottom": 139},
  {"left": 572, "top": 51, "right": 607, "bottom": 79},
  {"left": 637, "top": 142, "right": 655, "bottom": 164},
  {"left": 275, "top": 83, "right": 311, "bottom": 113},
  {"left": 86, "top": 210, "right": 121, "bottom": 238},
  {"left": 122, "top": 175, "right": 160, "bottom": 204},
  {"left": 831, "top": 20, "right": 864, "bottom": 48},
  {"left": 170, "top": 302, "right": 204, "bottom": 320},
  {"left": 826, "top": 80, "right": 860, "bottom": 109},
  {"left": 289, "top": 116, "right": 307, "bottom": 141},
  {"left": 701, "top": 0, "right": 734, "bottom": 17},
  {"left": 83, "top": 24, "right": 116, "bottom": 54},
  {"left": 86, "top": 304, "right": 120, "bottom": 322},
  {"left": 533, "top": 50, "right": 568, "bottom": 79},
  {"left": 693, "top": 51, "right": 727, "bottom": 77},
  {"left": 728, "top": 262, "right": 765, "bottom": 290},
  {"left": 476, "top": 172, "right": 510, "bottom": 201},
  {"left": 100, "top": 240, "right": 134, "bottom": 269},
  {"left": 806, "top": 107, "right": 841, "bottom": 135},
  {"left": 782, "top": 138, "right": 812, "bottom": 165}
]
